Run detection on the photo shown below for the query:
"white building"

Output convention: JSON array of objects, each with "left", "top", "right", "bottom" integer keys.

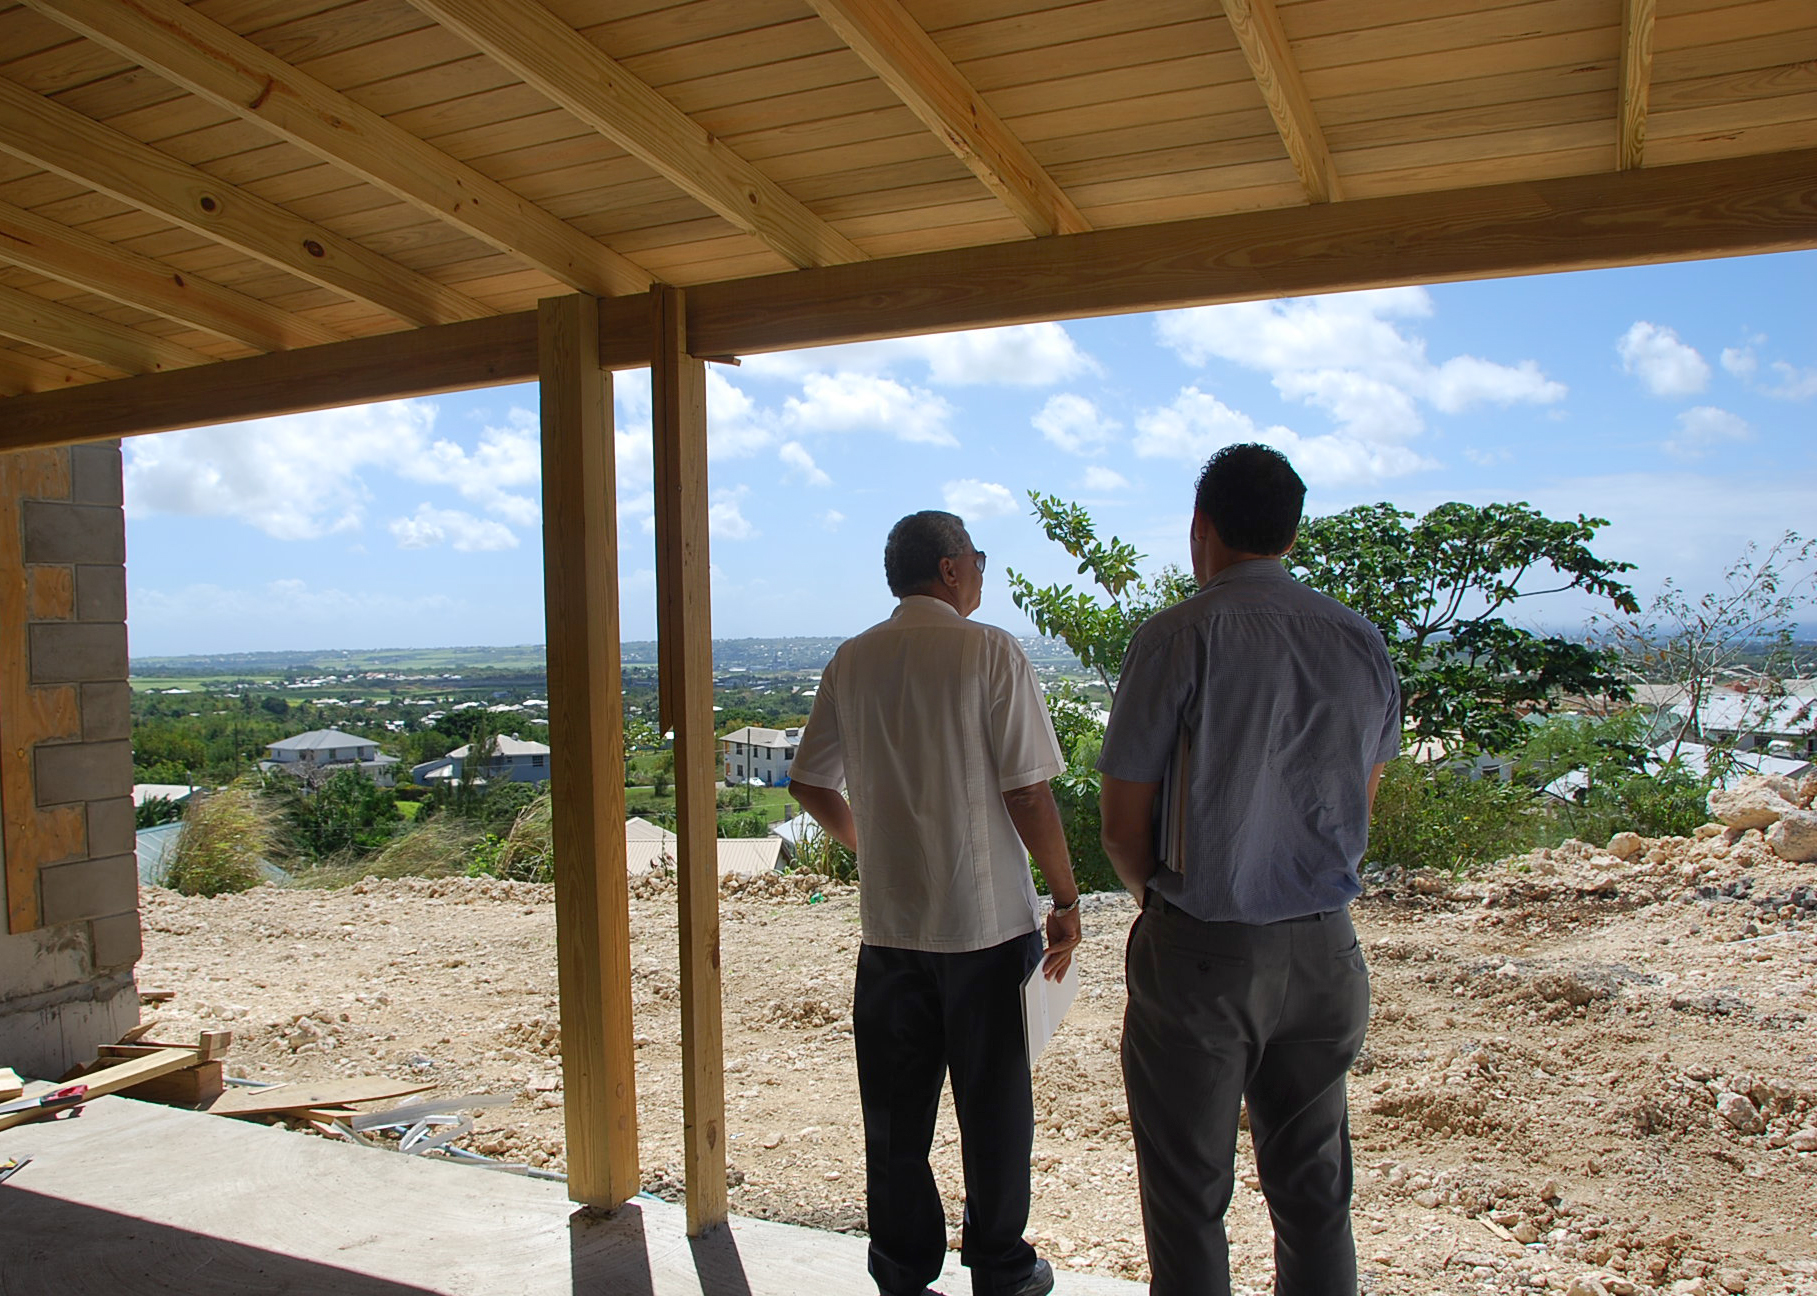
[
  {"left": 720, "top": 725, "right": 801, "bottom": 788},
  {"left": 260, "top": 728, "right": 399, "bottom": 786}
]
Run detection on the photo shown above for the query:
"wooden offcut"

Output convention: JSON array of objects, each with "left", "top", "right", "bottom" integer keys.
[
  {"left": 651, "top": 284, "right": 728, "bottom": 1237},
  {"left": 207, "top": 1078, "right": 436, "bottom": 1117},
  {"left": 0, "top": 1047, "right": 199, "bottom": 1132},
  {"left": 539, "top": 292, "right": 641, "bottom": 1209}
]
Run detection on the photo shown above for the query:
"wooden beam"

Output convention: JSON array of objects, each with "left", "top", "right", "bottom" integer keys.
[
  {"left": 0, "top": 76, "right": 490, "bottom": 328},
  {"left": 1619, "top": 0, "right": 1657, "bottom": 172},
  {"left": 0, "top": 282, "right": 214, "bottom": 374},
  {"left": 410, "top": 0, "right": 866, "bottom": 270},
  {"left": 1219, "top": 0, "right": 1341, "bottom": 204},
  {"left": 0, "top": 312, "right": 545, "bottom": 449},
  {"left": 0, "top": 198, "right": 340, "bottom": 352},
  {"left": 23, "top": 0, "right": 651, "bottom": 299},
  {"left": 4, "top": 148, "right": 1815, "bottom": 448},
  {"left": 650, "top": 284, "right": 727, "bottom": 1237},
  {"left": 683, "top": 146, "right": 1817, "bottom": 358},
  {"left": 539, "top": 292, "right": 640, "bottom": 1210},
  {"left": 804, "top": 0, "right": 1089, "bottom": 238}
]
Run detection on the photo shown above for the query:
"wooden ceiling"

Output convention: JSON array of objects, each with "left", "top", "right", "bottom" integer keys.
[{"left": 0, "top": 0, "right": 1813, "bottom": 427}]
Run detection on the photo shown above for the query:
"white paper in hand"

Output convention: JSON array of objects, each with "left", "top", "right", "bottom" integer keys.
[{"left": 1021, "top": 957, "right": 1080, "bottom": 1068}]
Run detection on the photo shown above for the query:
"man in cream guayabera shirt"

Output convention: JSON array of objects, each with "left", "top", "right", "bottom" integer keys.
[
  {"left": 1098, "top": 445, "right": 1401, "bottom": 1296},
  {"left": 790, "top": 510, "right": 1083, "bottom": 1296}
]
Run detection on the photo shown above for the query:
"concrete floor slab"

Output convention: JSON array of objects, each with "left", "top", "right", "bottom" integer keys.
[{"left": 0, "top": 1093, "right": 1147, "bottom": 1295}]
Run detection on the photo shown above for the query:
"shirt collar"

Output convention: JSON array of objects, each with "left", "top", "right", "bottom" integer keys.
[
  {"left": 894, "top": 594, "right": 963, "bottom": 619},
  {"left": 1202, "top": 556, "right": 1292, "bottom": 591}
]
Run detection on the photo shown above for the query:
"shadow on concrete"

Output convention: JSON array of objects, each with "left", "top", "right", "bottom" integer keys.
[
  {"left": 0, "top": 1189, "right": 446, "bottom": 1295},
  {"left": 687, "top": 1220, "right": 755, "bottom": 1296},
  {"left": 569, "top": 1200, "right": 656, "bottom": 1296}
]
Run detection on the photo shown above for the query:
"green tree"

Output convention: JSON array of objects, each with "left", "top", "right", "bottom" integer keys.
[
  {"left": 1290, "top": 501, "right": 1639, "bottom": 755},
  {"left": 1595, "top": 530, "right": 1817, "bottom": 763},
  {"left": 1005, "top": 492, "right": 1197, "bottom": 697},
  {"left": 287, "top": 768, "right": 402, "bottom": 859}
]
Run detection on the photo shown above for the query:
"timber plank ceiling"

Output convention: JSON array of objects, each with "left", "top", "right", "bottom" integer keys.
[{"left": 0, "top": 0, "right": 1813, "bottom": 404}]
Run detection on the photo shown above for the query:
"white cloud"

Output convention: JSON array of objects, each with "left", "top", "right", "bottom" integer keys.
[
  {"left": 1662, "top": 406, "right": 1753, "bottom": 460},
  {"left": 778, "top": 440, "right": 831, "bottom": 487},
  {"left": 1617, "top": 321, "right": 1710, "bottom": 396},
  {"left": 942, "top": 478, "right": 1021, "bottom": 519},
  {"left": 401, "top": 407, "right": 540, "bottom": 527},
  {"left": 708, "top": 488, "right": 757, "bottom": 540},
  {"left": 1080, "top": 465, "right": 1131, "bottom": 491},
  {"left": 1132, "top": 387, "right": 1435, "bottom": 487},
  {"left": 707, "top": 368, "right": 771, "bottom": 458},
  {"left": 129, "top": 579, "right": 464, "bottom": 652},
  {"left": 388, "top": 504, "right": 520, "bottom": 551},
  {"left": 743, "top": 323, "right": 1096, "bottom": 387},
  {"left": 1463, "top": 446, "right": 1514, "bottom": 467},
  {"left": 1033, "top": 393, "right": 1119, "bottom": 455},
  {"left": 821, "top": 510, "right": 846, "bottom": 531},
  {"left": 1155, "top": 288, "right": 1563, "bottom": 443},
  {"left": 1720, "top": 345, "right": 1758, "bottom": 379},
  {"left": 1765, "top": 361, "right": 1817, "bottom": 400},
  {"left": 125, "top": 399, "right": 438, "bottom": 540},
  {"left": 782, "top": 372, "right": 956, "bottom": 446}
]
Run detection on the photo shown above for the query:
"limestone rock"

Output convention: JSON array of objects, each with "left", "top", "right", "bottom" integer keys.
[
  {"left": 1789, "top": 1127, "right": 1817, "bottom": 1153},
  {"left": 1707, "top": 778, "right": 1796, "bottom": 830},
  {"left": 1568, "top": 1276, "right": 1612, "bottom": 1296},
  {"left": 1717, "top": 1090, "right": 1765, "bottom": 1134},
  {"left": 1766, "top": 809, "right": 1817, "bottom": 863},
  {"left": 1798, "top": 772, "right": 1817, "bottom": 809},
  {"left": 1608, "top": 831, "right": 1643, "bottom": 861}
]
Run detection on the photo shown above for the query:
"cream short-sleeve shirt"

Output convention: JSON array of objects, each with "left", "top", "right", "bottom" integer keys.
[{"left": 790, "top": 596, "right": 1066, "bottom": 953}]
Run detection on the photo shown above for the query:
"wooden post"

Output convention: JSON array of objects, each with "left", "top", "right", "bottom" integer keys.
[
  {"left": 650, "top": 283, "right": 728, "bottom": 1235},
  {"left": 539, "top": 292, "right": 639, "bottom": 1208}
]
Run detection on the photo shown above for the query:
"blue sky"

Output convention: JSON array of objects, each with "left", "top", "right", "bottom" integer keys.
[{"left": 123, "top": 251, "right": 1815, "bottom": 657}]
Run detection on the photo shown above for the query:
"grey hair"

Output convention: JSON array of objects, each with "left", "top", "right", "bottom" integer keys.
[{"left": 884, "top": 510, "right": 971, "bottom": 596}]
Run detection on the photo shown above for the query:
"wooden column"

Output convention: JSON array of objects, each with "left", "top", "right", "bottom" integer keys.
[
  {"left": 650, "top": 283, "right": 728, "bottom": 1235},
  {"left": 538, "top": 293, "right": 639, "bottom": 1208}
]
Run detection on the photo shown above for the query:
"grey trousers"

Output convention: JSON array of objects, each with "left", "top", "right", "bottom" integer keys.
[{"left": 1121, "top": 897, "right": 1370, "bottom": 1296}]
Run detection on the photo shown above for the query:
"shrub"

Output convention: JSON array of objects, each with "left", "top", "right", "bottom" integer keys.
[
  {"left": 1041, "top": 685, "right": 1120, "bottom": 895},
  {"left": 163, "top": 779, "right": 268, "bottom": 896},
  {"left": 287, "top": 768, "right": 401, "bottom": 859},
  {"left": 1366, "top": 761, "right": 1540, "bottom": 879},
  {"left": 787, "top": 824, "right": 856, "bottom": 884},
  {"left": 717, "top": 810, "right": 770, "bottom": 838},
  {"left": 468, "top": 792, "right": 555, "bottom": 882},
  {"left": 135, "top": 795, "right": 184, "bottom": 829}
]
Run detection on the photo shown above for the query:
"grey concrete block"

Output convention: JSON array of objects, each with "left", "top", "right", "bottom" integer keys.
[
  {"left": 39, "top": 855, "right": 138, "bottom": 927},
  {"left": 35, "top": 739, "right": 133, "bottom": 806},
  {"left": 31, "top": 622, "right": 128, "bottom": 685},
  {"left": 82, "top": 681, "right": 133, "bottom": 742},
  {"left": 87, "top": 795, "right": 137, "bottom": 859},
  {"left": 69, "top": 442, "right": 123, "bottom": 506},
  {"left": 89, "top": 910, "right": 142, "bottom": 969},
  {"left": 75, "top": 564, "right": 127, "bottom": 623},
  {"left": 21, "top": 501, "right": 124, "bottom": 565}
]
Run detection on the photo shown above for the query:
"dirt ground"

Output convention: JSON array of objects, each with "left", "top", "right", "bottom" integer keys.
[{"left": 136, "top": 822, "right": 1817, "bottom": 1295}]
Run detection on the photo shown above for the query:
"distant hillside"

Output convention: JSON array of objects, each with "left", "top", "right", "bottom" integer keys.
[{"left": 132, "top": 634, "right": 1085, "bottom": 679}]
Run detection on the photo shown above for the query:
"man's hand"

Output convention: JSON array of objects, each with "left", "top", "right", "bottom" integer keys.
[{"left": 1041, "top": 904, "right": 1081, "bottom": 980}]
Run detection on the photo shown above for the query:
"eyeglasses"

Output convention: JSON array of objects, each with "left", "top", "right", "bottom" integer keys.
[{"left": 948, "top": 549, "right": 986, "bottom": 573}]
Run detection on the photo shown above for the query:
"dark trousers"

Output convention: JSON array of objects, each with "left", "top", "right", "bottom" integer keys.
[
  {"left": 1121, "top": 899, "right": 1370, "bottom": 1296},
  {"left": 853, "top": 933, "right": 1043, "bottom": 1296}
]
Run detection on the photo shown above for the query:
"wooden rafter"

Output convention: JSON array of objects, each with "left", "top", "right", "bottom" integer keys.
[
  {"left": 0, "top": 282, "right": 213, "bottom": 374},
  {"left": 0, "top": 75, "right": 490, "bottom": 329},
  {"left": 409, "top": 0, "right": 866, "bottom": 271},
  {"left": 1619, "top": 0, "right": 1658, "bottom": 172},
  {"left": 5, "top": 148, "right": 1816, "bottom": 449},
  {"left": 1218, "top": 0, "right": 1341, "bottom": 204},
  {"left": 0, "top": 198, "right": 340, "bottom": 352},
  {"left": 22, "top": 0, "right": 651, "bottom": 299},
  {"left": 804, "top": 0, "right": 1089, "bottom": 238},
  {"left": 0, "top": 347, "right": 96, "bottom": 396}
]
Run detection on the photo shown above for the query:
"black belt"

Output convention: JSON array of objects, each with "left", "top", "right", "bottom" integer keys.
[{"left": 1146, "top": 891, "right": 1336, "bottom": 925}]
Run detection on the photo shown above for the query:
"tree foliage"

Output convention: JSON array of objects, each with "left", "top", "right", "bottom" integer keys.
[
  {"left": 1005, "top": 492, "right": 1197, "bottom": 697},
  {"left": 1290, "top": 501, "right": 1639, "bottom": 755},
  {"left": 1594, "top": 530, "right": 1817, "bottom": 763}
]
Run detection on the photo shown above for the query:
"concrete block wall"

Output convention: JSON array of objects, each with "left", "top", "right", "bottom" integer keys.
[{"left": 0, "top": 442, "right": 139, "bottom": 1079}]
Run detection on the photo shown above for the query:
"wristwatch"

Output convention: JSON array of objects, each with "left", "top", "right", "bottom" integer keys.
[{"left": 1050, "top": 895, "right": 1080, "bottom": 915}]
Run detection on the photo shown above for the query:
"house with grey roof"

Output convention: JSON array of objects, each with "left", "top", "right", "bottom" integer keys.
[
  {"left": 260, "top": 728, "right": 400, "bottom": 786},
  {"left": 411, "top": 734, "right": 552, "bottom": 786}
]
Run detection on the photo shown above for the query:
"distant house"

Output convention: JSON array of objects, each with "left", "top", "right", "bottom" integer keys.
[
  {"left": 720, "top": 725, "right": 801, "bottom": 788},
  {"left": 260, "top": 728, "right": 399, "bottom": 787},
  {"left": 623, "top": 817, "right": 783, "bottom": 877},
  {"left": 1669, "top": 691, "right": 1817, "bottom": 760},
  {"left": 411, "top": 734, "right": 551, "bottom": 786}
]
